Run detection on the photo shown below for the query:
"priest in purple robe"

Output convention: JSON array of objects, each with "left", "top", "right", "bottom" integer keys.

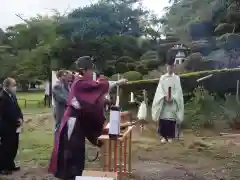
[{"left": 48, "top": 56, "right": 126, "bottom": 180}]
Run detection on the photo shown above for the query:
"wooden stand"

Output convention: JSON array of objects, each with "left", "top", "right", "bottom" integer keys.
[{"left": 98, "top": 126, "right": 134, "bottom": 180}]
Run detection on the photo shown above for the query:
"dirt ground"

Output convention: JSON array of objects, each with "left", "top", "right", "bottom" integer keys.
[{"left": 0, "top": 112, "right": 240, "bottom": 180}]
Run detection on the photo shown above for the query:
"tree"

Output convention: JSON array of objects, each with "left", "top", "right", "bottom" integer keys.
[
  {"left": 0, "top": 15, "right": 60, "bottom": 83},
  {"left": 0, "top": 0, "right": 164, "bottom": 84},
  {"left": 161, "top": 0, "right": 216, "bottom": 40}
]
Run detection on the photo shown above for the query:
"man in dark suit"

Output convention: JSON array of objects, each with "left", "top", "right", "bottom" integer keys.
[
  {"left": 0, "top": 78, "right": 23, "bottom": 175},
  {"left": 52, "top": 70, "right": 69, "bottom": 133}
]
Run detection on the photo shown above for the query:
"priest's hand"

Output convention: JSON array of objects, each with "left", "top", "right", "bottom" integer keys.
[
  {"left": 17, "top": 118, "right": 23, "bottom": 126},
  {"left": 117, "top": 79, "right": 128, "bottom": 85},
  {"left": 164, "top": 96, "right": 173, "bottom": 103}
]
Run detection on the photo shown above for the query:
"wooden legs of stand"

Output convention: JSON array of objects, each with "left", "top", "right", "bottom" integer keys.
[
  {"left": 100, "top": 137, "right": 132, "bottom": 180},
  {"left": 128, "top": 132, "right": 132, "bottom": 175}
]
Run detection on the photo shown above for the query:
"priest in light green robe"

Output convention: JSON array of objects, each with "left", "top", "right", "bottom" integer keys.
[{"left": 152, "top": 56, "right": 184, "bottom": 143}]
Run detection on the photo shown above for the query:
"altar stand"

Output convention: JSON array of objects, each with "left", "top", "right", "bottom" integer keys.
[{"left": 98, "top": 121, "right": 134, "bottom": 180}]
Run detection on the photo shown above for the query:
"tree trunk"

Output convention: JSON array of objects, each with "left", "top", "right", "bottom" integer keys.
[{"left": 232, "top": 23, "right": 236, "bottom": 33}]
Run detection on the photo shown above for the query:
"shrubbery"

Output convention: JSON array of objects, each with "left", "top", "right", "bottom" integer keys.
[
  {"left": 182, "top": 87, "right": 240, "bottom": 130},
  {"left": 120, "top": 68, "right": 240, "bottom": 104},
  {"left": 110, "top": 71, "right": 143, "bottom": 81},
  {"left": 117, "top": 68, "right": 240, "bottom": 130},
  {"left": 182, "top": 87, "right": 220, "bottom": 130},
  {"left": 106, "top": 68, "right": 240, "bottom": 130},
  {"left": 123, "top": 71, "right": 142, "bottom": 81}
]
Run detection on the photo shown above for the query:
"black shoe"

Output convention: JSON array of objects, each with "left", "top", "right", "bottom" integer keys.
[
  {"left": 0, "top": 170, "right": 12, "bottom": 175},
  {"left": 10, "top": 166, "right": 20, "bottom": 171}
]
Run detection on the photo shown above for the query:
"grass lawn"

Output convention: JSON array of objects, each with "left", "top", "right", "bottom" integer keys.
[
  {"left": 18, "top": 112, "right": 53, "bottom": 167},
  {"left": 0, "top": 105, "right": 239, "bottom": 179},
  {"left": 16, "top": 91, "right": 49, "bottom": 110}
]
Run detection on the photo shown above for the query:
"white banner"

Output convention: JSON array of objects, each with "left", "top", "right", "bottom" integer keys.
[{"left": 52, "top": 71, "right": 57, "bottom": 106}]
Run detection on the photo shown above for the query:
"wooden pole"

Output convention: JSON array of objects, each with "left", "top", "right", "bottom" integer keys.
[
  {"left": 196, "top": 74, "right": 213, "bottom": 82},
  {"left": 236, "top": 80, "right": 239, "bottom": 104}
]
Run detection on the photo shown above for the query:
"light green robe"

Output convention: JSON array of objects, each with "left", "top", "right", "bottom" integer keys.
[{"left": 151, "top": 73, "right": 184, "bottom": 123}]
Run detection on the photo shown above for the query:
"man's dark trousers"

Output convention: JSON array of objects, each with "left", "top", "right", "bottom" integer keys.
[{"left": 0, "top": 132, "right": 19, "bottom": 170}]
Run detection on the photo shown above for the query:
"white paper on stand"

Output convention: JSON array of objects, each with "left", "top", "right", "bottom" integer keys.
[{"left": 109, "top": 110, "right": 120, "bottom": 135}]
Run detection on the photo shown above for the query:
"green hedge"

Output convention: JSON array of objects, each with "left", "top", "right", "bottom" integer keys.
[
  {"left": 123, "top": 71, "right": 142, "bottom": 81},
  {"left": 119, "top": 68, "right": 240, "bottom": 107}
]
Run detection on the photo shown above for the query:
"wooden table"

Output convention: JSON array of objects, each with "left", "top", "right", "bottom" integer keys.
[{"left": 98, "top": 126, "right": 134, "bottom": 180}]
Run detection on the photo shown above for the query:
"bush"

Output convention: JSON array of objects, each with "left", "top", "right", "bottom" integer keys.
[
  {"left": 145, "top": 60, "right": 161, "bottom": 70},
  {"left": 127, "top": 63, "right": 136, "bottom": 71},
  {"left": 116, "top": 62, "right": 128, "bottom": 73},
  {"left": 123, "top": 71, "right": 142, "bottom": 81},
  {"left": 184, "top": 52, "right": 203, "bottom": 71},
  {"left": 110, "top": 74, "right": 121, "bottom": 81},
  {"left": 136, "top": 64, "right": 149, "bottom": 75},
  {"left": 220, "top": 94, "right": 240, "bottom": 129},
  {"left": 119, "top": 68, "right": 240, "bottom": 107},
  {"left": 117, "top": 56, "right": 134, "bottom": 63},
  {"left": 182, "top": 87, "right": 240, "bottom": 130},
  {"left": 182, "top": 87, "right": 222, "bottom": 130}
]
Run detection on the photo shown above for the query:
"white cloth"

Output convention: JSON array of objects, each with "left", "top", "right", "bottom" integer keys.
[
  {"left": 137, "top": 101, "right": 147, "bottom": 120},
  {"left": 45, "top": 81, "right": 50, "bottom": 95},
  {"left": 67, "top": 117, "right": 76, "bottom": 140},
  {"left": 71, "top": 96, "right": 81, "bottom": 109},
  {"left": 51, "top": 71, "right": 58, "bottom": 106},
  {"left": 108, "top": 81, "right": 117, "bottom": 90},
  {"left": 16, "top": 126, "right": 22, "bottom": 133}
]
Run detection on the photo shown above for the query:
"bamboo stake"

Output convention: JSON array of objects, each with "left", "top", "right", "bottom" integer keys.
[
  {"left": 115, "top": 73, "right": 120, "bottom": 106},
  {"left": 196, "top": 74, "right": 213, "bottom": 82},
  {"left": 236, "top": 80, "right": 239, "bottom": 104}
]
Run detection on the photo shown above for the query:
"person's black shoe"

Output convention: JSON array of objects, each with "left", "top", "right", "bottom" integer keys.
[
  {"left": 10, "top": 166, "right": 20, "bottom": 171},
  {"left": 0, "top": 170, "right": 12, "bottom": 175}
]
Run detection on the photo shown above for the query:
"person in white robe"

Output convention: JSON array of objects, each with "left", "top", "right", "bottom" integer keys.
[{"left": 152, "top": 55, "right": 184, "bottom": 143}]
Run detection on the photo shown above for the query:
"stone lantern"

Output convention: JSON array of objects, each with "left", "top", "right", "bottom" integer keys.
[{"left": 170, "top": 44, "right": 189, "bottom": 65}]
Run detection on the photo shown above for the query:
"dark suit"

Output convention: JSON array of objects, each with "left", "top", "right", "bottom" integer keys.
[{"left": 0, "top": 89, "right": 23, "bottom": 170}]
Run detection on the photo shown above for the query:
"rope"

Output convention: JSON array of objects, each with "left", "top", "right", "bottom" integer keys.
[
  {"left": 86, "top": 150, "right": 99, "bottom": 162},
  {"left": 85, "top": 141, "right": 100, "bottom": 162}
]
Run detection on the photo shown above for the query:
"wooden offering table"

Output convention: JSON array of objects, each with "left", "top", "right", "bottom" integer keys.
[{"left": 98, "top": 125, "right": 134, "bottom": 180}]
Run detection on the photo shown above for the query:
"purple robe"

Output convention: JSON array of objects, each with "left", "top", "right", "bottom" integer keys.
[{"left": 48, "top": 76, "right": 109, "bottom": 179}]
